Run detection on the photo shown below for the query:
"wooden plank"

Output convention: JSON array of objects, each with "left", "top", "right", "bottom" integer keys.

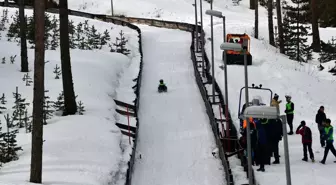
[
  {"left": 115, "top": 122, "right": 136, "bottom": 132},
  {"left": 114, "top": 99, "right": 136, "bottom": 110},
  {"left": 116, "top": 109, "right": 136, "bottom": 117},
  {"left": 121, "top": 130, "right": 136, "bottom": 138}
]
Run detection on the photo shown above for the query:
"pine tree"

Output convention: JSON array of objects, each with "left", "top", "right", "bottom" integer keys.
[
  {"left": 87, "top": 25, "right": 100, "bottom": 49},
  {"left": 0, "top": 93, "right": 7, "bottom": 114},
  {"left": 22, "top": 110, "right": 32, "bottom": 133},
  {"left": 30, "top": 0, "right": 45, "bottom": 181},
  {"left": 22, "top": 72, "right": 33, "bottom": 86},
  {"left": 3, "top": 113, "right": 22, "bottom": 163},
  {"left": 82, "top": 20, "right": 90, "bottom": 50},
  {"left": 0, "top": 9, "right": 9, "bottom": 31},
  {"left": 318, "top": 49, "right": 331, "bottom": 63},
  {"left": 77, "top": 101, "right": 85, "bottom": 115},
  {"left": 6, "top": 10, "right": 20, "bottom": 41},
  {"left": 12, "top": 87, "right": 29, "bottom": 128},
  {"left": 100, "top": 29, "right": 110, "bottom": 49},
  {"left": 319, "top": 37, "right": 336, "bottom": 63},
  {"left": 59, "top": 0, "right": 78, "bottom": 116},
  {"left": 26, "top": 15, "right": 35, "bottom": 46},
  {"left": 43, "top": 90, "right": 54, "bottom": 125},
  {"left": 53, "top": 91, "right": 65, "bottom": 114},
  {"left": 50, "top": 15, "right": 59, "bottom": 50},
  {"left": 53, "top": 64, "right": 62, "bottom": 79},
  {"left": 68, "top": 20, "right": 76, "bottom": 49},
  {"left": 44, "top": 14, "right": 52, "bottom": 49},
  {"left": 282, "top": 0, "right": 311, "bottom": 63},
  {"left": 75, "top": 22, "right": 84, "bottom": 49},
  {"left": 10, "top": 55, "right": 17, "bottom": 64},
  {"left": 1, "top": 57, "right": 5, "bottom": 64},
  {"left": 110, "top": 30, "right": 130, "bottom": 55},
  {"left": 0, "top": 121, "right": 6, "bottom": 165}
]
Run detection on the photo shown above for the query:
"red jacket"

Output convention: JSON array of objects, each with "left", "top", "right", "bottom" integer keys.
[{"left": 296, "top": 126, "right": 312, "bottom": 143}]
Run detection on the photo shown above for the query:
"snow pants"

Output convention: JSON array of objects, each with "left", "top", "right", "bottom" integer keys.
[
  {"left": 322, "top": 141, "right": 336, "bottom": 162},
  {"left": 318, "top": 124, "right": 325, "bottom": 147},
  {"left": 286, "top": 114, "right": 294, "bottom": 132},
  {"left": 256, "top": 144, "right": 267, "bottom": 169},
  {"left": 271, "top": 140, "right": 280, "bottom": 161},
  {"left": 303, "top": 142, "right": 314, "bottom": 160}
]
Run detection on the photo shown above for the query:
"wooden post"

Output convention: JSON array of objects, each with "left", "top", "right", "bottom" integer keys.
[{"left": 127, "top": 105, "right": 131, "bottom": 145}]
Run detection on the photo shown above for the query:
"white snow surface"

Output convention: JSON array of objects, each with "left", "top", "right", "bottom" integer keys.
[
  {"left": 132, "top": 25, "right": 225, "bottom": 185},
  {"left": 0, "top": 6, "right": 140, "bottom": 185},
  {"left": 0, "top": 0, "right": 336, "bottom": 184}
]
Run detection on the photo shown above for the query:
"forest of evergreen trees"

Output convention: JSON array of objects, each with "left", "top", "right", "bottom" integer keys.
[{"left": 251, "top": 0, "right": 336, "bottom": 63}]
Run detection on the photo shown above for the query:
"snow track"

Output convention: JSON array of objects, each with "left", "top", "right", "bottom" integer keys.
[{"left": 132, "top": 25, "right": 225, "bottom": 185}]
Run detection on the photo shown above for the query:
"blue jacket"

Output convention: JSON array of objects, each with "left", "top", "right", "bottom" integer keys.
[{"left": 255, "top": 119, "right": 267, "bottom": 145}]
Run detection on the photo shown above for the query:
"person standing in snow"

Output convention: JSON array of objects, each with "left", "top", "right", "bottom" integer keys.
[
  {"left": 296, "top": 121, "right": 314, "bottom": 162},
  {"left": 255, "top": 118, "right": 267, "bottom": 172},
  {"left": 320, "top": 119, "right": 336, "bottom": 164},
  {"left": 284, "top": 95, "right": 294, "bottom": 135},
  {"left": 269, "top": 93, "right": 282, "bottom": 164},
  {"left": 271, "top": 93, "right": 282, "bottom": 109},
  {"left": 269, "top": 119, "right": 283, "bottom": 164},
  {"left": 316, "top": 106, "right": 327, "bottom": 147}
]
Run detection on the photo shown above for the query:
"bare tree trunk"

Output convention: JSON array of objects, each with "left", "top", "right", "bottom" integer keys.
[
  {"left": 29, "top": 0, "right": 45, "bottom": 183},
  {"left": 276, "top": 0, "right": 284, "bottom": 53},
  {"left": 250, "top": 0, "right": 256, "bottom": 9},
  {"left": 311, "top": 0, "right": 321, "bottom": 52},
  {"left": 254, "top": 0, "right": 259, "bottom": 39},
  {"left": 19, "top": 0, "right": 28, "bottom": 72},
  {"left": 59, "top": 0, "right": 77, "bottom": 116},
  {"left": 296, "top": 3, "right": 300, "bottom": 62},
  {"left": 268, "top": 0, "right": 275, "bottom": 46}
]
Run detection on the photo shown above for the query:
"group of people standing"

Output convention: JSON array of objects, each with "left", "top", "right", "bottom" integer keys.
[{"left": 239, "top": 93, "right": 336, "bottom": 172}]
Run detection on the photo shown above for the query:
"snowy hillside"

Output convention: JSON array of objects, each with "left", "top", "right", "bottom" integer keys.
[
  {"left": 0, "top": 6, "right": 140, "bottom": 185},
  {"left": 69, "top": 0, "right": 336, "bottom": 184},
  {"left": 0, "top": 0, "right": 335, "bottom": 184}
]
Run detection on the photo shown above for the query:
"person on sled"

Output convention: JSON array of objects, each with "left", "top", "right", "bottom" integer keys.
[{"left": 158, "top": 79, "right": 167, "bottom": 92}]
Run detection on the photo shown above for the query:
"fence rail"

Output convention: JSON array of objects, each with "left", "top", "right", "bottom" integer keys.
[{"left": 0, "top": 2, "right": 256, "bottom": 184}]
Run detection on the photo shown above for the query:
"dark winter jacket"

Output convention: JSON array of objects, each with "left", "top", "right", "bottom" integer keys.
[
  {"left": 269, "top": 119, "right": 283, "bottom": 141},
  {"left": 296, "top": 126, "right": 312, "bottom": 143},
  {"left": 255, "top": 119, "right": 267, "bottom": 145},
  {"left": 315, "top": 110, "right": 326, "bottom": 126},
  {"left": 241, "top": 122, "right": 257, "bottom": 149}
]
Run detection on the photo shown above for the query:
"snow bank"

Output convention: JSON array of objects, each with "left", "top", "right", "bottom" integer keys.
[{"left": 0, "top": 6, "right": 141, "bottom": 185}]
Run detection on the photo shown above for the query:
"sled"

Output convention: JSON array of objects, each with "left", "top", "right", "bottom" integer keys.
[{"left": 158, "top": 86, "right": 168, "bottom": 93}]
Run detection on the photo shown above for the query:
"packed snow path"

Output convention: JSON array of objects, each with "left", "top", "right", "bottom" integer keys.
[{"left": 132, "top": 25, "right": 225, "bottom": 185}]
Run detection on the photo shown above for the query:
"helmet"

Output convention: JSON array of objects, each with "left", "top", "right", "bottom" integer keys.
[
  {"left": 159, "top": 79, "right": 163, "bottom": 83},
  {"left": 285, "top": 95, "right": 291, "bottom": 99},
  {"left": 274, "top": 93, "right": 279, "bottom": 98}
]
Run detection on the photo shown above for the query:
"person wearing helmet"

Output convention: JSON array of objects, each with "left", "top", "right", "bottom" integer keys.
[
  {"left": 285, "top": 95, "right": 294, "bottom": 135},
  {"left": 158, "top": 79, "right": 167, "bottom": 92}
]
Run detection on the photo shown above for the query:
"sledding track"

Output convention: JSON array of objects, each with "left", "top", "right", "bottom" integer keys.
[{"left": 0, "top": 2, "right": 256, "bottom": 185}]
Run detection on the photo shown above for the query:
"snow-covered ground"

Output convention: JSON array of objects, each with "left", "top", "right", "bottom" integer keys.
[
  {"left": 132, "top": 25, "right": 225, "bottom": 185},
  {"left": 0, "top": 0, "right": 335, "bottom": 184},
  {"left": 0, "top": 6, "right": 141, "bottom": 185}
]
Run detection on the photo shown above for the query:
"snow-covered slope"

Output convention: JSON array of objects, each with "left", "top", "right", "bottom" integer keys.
[
  {"left": 132, "top": 25, "right": 225, "bottom": 185},
  {"left": 0, "top": 6, "right": 141, "bottom": 185},
  {"left": 1, "top": 0, "right": 336, "bottom": 184},
  {"left": 65, "top": 0, "right": 336, "bottom": 184},
  {"left": 66, "top": 0, "right": 336, "bottom": 184}
]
